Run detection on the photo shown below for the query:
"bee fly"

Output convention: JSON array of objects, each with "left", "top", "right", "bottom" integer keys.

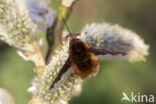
[{"left": 50, "top": 18, "right": 126, "bottom": 89}]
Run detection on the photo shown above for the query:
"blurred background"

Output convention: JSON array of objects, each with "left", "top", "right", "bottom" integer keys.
[{"left": 0, "top": 0, "right": 156, "bottom": 104}]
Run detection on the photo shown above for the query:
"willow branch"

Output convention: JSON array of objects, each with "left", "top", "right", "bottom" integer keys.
[{"left": 46, "top": 0, "right": 78, "bottom": 64}]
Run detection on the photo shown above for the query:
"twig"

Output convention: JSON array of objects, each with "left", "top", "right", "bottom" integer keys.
[{"left": 46, "top": 0, "right": 78, "bottom": 64}]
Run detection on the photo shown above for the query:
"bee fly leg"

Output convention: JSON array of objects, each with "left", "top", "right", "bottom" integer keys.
[
  {"left": 90, "top": 48, "right": 126, "bottom": 56},
  {"left": 50, "top": 58, "right": 72, "bottom": 89}
]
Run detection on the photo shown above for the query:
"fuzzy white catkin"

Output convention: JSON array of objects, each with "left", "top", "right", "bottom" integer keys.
[
  {"left": 0, "top": 0, "right": 46, "bottom": 66},
  {"left": 34, "top": 42, "right": 82, "bottom": 103},
  {"left": 0, "top": 0, "right": 37, "bottom": 51},
  {"left": 81, "top": 23, "right": 149, "bottom": 62},
  {"left": 16, "top": 0, "right": 56, "bottom": 32},
  {"left": 0, "top": 88, "right": 14, "bottom": 104},
  {"left": 33, "top": 23, "right": 149, "bottom": 104}
]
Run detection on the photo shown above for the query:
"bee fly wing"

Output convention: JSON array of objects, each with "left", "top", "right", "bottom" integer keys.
[
  {"left": 90, "top": 48, "right": 126, "bottom": 56},
  {"left": 50, "top": 58, "right": 72, "bottom": 89}
]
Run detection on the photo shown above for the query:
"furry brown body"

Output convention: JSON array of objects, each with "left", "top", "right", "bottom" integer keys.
[{"left": 69, "top": 38, "right": 99, "bottom": 78}]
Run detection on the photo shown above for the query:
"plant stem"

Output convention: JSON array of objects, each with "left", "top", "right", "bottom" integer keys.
[{"left": 46, "top": 0, "right": 78, "bottom": 64}]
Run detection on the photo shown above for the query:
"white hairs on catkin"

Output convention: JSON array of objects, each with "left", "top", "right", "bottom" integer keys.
[
  {"left": 0, "top": 0, "right": 38, "bottom": 51},
  {"left": 33, "top": 23, "right": 149, "bottom": 104},
  {"left": 34, "top": 42, "right": 82, "bottom": 103},
  {"left": 16, "top": 0, "right": 56, "bottom": 31},
  {"left": 81, "top": 23, "right": 149, "bottom": 62}
]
